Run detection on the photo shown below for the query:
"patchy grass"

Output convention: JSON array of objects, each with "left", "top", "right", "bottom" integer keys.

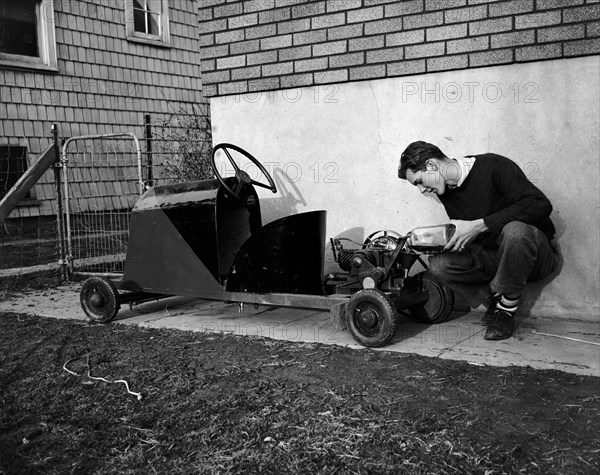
[
  {"left": 0, "top": 274, "right": 66, "bottom": 300},
  {"left": 1, "top": 313, "right": 599, "bottom": 474}
]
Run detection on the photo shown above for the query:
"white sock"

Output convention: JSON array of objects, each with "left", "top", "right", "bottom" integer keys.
[{"left": 497, "top": 295, "right": 519, "bottom": 316}]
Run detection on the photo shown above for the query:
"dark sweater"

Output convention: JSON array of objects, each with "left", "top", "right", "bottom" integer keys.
[{"left": 439, "top": 153, "right": 555, "bottom": 249}]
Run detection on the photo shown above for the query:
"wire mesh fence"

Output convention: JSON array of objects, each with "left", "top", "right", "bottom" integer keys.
[
  {"left": 62, "top": 134, "right": 143, "bottom": 277},
  {"left": 145, "top": 105, "right": 213, "bottom": 185}
]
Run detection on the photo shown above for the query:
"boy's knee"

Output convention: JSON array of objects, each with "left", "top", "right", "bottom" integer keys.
[
  {"left": 500, "top": 221, "right": 537, "bottom": 244},
  {"left": 428, "top": 254, "right": 450, "bottom": 279}
]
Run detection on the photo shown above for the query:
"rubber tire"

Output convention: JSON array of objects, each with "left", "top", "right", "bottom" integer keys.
[
  {"left": 407, "top": 271, "right": 455, "bottom": 324},
  {"left": 345, "top": 289, "right": 399, "bottom": 348},
  {"left": 80, "top": 276, "right": 121, "bottom": 323}
]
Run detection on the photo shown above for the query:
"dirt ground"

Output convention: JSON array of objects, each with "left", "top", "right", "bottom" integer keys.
[{"left": 1, "top": 312, "right": 599, "bottom": 475}]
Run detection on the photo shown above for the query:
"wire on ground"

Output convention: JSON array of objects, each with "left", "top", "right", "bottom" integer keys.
[{"left": 63, "top": 354, "right": 143, "bottom": 400}]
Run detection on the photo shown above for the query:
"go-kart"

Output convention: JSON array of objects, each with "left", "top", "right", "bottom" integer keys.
[{"left": 80, "top": 144, "right": 454, "bottom": 348}]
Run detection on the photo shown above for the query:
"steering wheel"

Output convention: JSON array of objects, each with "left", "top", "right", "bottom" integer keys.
[{"left": 211, "top": 143, "right": 277, "bottom": 199}]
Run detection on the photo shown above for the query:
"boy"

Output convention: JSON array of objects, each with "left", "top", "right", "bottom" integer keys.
[{"left": 398, "top": 141, "right": 557, "bottom": 340}]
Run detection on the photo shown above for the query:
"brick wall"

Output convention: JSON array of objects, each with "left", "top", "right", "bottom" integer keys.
[
  {"left": 0, "top": 0, "right": 205, "bottom": 218},
  {"left": 199, "top": 0, "right": 600, "bottom": 97}
]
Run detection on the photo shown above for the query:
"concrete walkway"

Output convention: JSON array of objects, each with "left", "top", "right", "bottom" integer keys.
[{"left": 1, "top": 282, "right": 598, "bottom": 377}]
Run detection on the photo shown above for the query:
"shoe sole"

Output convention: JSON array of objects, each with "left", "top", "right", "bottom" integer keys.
[{"left": 484, "top": 333, "right": 512, "bottom": 340}]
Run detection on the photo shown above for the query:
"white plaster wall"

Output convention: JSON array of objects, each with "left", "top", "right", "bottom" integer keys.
[{"left": 211, "top": 56, "right": 600, "bottom": 318}]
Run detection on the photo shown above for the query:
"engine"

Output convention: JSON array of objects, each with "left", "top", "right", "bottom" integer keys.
[
  {"left": 335, "top": 233, "right": 399, "bottom": 271},
  {"left": 326, "top": 232, "right": 411, "bottom": 293}
]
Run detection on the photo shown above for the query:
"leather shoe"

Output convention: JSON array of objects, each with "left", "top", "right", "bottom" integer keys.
[
  {"left": 481, "top": 307, "right": 496, "bottom": 326},
  {"left": 481, "top": 293, "right": 500, "bottom": 326},
  {"left": 484, "top": 310, "right": 514, "bottom": 340}
]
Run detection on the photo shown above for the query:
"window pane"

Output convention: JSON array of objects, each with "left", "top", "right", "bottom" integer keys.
[
  {"left": 0, "top": 0, "right": 38, "bottom": 57},
  {"left": 147, "top": 12, "right": 160, "bottom": 36},
  {"left": 133, "top": 7, "right": 146, "bottom": 33},
  {"left": 146, "top": 1, "right": 162, "bottom": 13}
]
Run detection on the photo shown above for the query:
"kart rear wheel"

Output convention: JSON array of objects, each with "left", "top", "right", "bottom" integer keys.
[
  {"left": 345, "top": 289, "right": 399, "bottom": 348},
  {"left": 80, "top": 276, "right": 120, "bottom": 323},
  {"left": 407, "top": 271, "right": 454, "bottom": 324}
]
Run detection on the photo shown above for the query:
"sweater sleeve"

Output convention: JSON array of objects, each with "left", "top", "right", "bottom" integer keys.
[{"left": 482, "top": 156, "right": 553, "bottom": 234}]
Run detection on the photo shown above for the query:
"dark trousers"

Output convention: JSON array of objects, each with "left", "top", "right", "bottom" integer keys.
[{"left": 428, "top": 221, "right": 557, "bottom": 305}]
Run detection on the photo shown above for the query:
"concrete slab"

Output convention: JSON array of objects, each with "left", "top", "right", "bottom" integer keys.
[{"left": 1, "top": 283, "right": 598, "bottom": 377}]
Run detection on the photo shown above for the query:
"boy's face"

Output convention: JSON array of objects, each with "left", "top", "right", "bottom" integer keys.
[{"left": 405, "top": 162, "right": 446, "bottom": 195}]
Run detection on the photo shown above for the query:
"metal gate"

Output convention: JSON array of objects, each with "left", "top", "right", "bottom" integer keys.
[{"left": 61, "top": 133, "right": 144, "bottom": 277}]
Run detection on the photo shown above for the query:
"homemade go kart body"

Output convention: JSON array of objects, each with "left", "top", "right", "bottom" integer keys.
[{"left": 80, "top": 144, "right": 454, "bottom": 348}]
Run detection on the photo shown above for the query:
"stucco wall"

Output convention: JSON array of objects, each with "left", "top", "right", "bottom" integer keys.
[{"left": 210, "top": 56, "right": 600, "bottom": 319}]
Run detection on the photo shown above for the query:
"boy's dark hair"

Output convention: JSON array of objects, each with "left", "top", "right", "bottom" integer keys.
[{"left": 398, "top": 141, "right": 447, "bottom": 179}]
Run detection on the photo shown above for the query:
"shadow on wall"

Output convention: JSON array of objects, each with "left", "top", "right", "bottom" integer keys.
[
  {"left": 519, "top": 212, "right": 566, "bottom": 317},
  {"left": 259, "top": 168, "right": 307, "bottom": 221}
]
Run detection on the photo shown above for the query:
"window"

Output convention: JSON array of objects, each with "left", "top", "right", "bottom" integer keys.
[
  {"left": 134, "top": 0, "right": 161, "bottom": 36},
  {"left": 0, "top": 0, "right": 57, "bottom": 71},
  {"left": 0, "top": 146, "right": 30, "bottom": 200},
  {"left": 125, "top": 0, "right": 170, "bottom": 46}
]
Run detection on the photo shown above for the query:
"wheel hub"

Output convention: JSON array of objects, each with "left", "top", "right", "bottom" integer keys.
[
  {"left": 358, "top": 309, "right": 378, "bottom": 329},
  {"left": 89, "top": 292, "right": 105, "bottom": 308}
]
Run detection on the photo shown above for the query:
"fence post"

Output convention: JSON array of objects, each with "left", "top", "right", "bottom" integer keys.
[
  {"left": 52, "top": 123, "right": 67, "bottom": 281},
  {"left": 145, "top": 114, "right": 153, "bottom": 188}
]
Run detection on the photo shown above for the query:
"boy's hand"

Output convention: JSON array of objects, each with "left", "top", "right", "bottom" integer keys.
[{"left": 445, "top": 219, "right": 488, "bottom": 252}]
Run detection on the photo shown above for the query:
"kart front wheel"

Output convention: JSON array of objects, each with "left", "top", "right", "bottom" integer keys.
[
  {"left": 80, "top": 276, "right": 120, "bottom": 323},
  {"left": 345, "top": 289, "right": 399, "bottom": 348}
]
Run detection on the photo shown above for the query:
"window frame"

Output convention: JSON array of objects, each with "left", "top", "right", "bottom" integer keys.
[
  {"left": 125, "top": 0, "right": 171, "bottom": 47},
  {"left": 0, "top": 0, "right": 58, "bottom": 72}
]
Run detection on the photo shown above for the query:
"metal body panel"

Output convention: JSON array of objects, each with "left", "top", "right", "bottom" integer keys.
[
  {"left": 226, "top": 210, "right": 326, "bottom": 296},
  {"left": 120, "top": 208, "right": 223, "bottom": 294},
  {"left": 120, "top": 179, "right": 261, "bottom": 294}
]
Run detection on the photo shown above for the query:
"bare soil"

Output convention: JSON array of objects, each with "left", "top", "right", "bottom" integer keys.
[{"left": 1, "top": 312, "right": 599, "bottom": 474}]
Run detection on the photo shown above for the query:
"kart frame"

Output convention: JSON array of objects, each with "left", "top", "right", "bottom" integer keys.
[{"left": 79, "top": 144, "right": 454, "bottom": 348}]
